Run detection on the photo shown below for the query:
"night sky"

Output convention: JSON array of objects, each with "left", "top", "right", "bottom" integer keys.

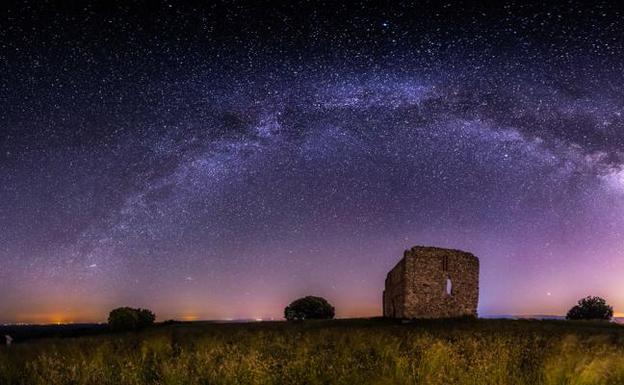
[{"left": 2, "top": 1, "right": 623, "bottom": 324}]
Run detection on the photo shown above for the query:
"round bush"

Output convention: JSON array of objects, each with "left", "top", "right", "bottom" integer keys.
[
  {"left": 284, "top": 296, "right": 335, "bottom": 321},
  {"left": 566, "top": 296, "right": 613, "bottom": 321},
  {"left": 108, "top": 307, "right": 156, "bottom": 331}
]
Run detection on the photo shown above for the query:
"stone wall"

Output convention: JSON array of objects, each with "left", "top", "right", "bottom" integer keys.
[
  {"left": 383, "top": 257, "right": 406, "bottom": 318},
  {"left": 383, "top": 246, "right": 479, "bottom": 319}
]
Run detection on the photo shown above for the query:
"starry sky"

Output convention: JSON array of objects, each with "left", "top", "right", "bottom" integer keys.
[{"left": 1, "top": 1, "right": 624, "bottom": 324}]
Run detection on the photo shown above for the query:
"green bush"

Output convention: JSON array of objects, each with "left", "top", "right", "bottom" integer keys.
[
  {"left": 108, "top": 307, "right": 155, "bottom": 331},
  {"left": 566, "top": 296, "right": 613, "bottom": 321},
  {"left": 284, "top": 296, "right": 335, "bottom": 320},
  {"left": 136, "top": 308, "right": 156, "bottom": 328}
]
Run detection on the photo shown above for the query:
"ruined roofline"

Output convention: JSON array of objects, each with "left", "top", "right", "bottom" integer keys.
[
  {"left": 386, "top": 255, "right": 406, "bottom": 278},
  {"left": 385, "top": 245, "right": 477, "bottom": 279},
  {"left": 407, "top": 245, "right": 477, "bottom": 258}
]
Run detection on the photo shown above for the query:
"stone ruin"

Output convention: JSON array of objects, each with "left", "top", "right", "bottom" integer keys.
[{"left": 383, "top": 246, "right": 479, "bottom": 319}]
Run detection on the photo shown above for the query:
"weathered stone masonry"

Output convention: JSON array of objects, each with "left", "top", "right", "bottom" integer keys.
[{"left": 383, "top": 246, "right": 479, "bottom": 318}]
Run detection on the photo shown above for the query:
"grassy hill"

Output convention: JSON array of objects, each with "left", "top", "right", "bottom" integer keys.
[{"left": 1, "top": 318, "right": 624, "bottom": 384}]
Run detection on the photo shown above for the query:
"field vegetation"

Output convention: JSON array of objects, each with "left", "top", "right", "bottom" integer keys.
[{"left": 1, "top": 318, "right": 624, "bottom": 385}]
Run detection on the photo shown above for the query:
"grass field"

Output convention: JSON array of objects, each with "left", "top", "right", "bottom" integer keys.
[{"left": 1, "top": 318, "right": 624, "bottom": 385}]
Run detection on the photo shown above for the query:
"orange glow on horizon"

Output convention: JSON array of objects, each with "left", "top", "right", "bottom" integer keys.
[{"left": 10, "top": 309, "right": 100, "bottom": 325}]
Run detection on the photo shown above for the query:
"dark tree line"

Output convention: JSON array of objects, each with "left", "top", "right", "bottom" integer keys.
[{"left": 106, "top": 294, "right": 612, "bottom": 328}]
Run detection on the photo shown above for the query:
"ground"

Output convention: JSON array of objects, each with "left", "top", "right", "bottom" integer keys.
[{"left": 1, "top": 318, "right": 624, "bottom": 384}]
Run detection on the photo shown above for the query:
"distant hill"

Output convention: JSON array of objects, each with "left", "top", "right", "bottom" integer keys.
[
  {"left": 0, "top": 323, "right": 108, "bottom": 342},
  {"left": 483, "top": 314, "right": 624, "bottom": 324},
  {"left": 482, "top": 314, "right": 565, "bottom": 320}
]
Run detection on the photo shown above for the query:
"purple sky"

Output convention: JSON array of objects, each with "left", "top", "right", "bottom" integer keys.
[{"left": 1, "top": 1, "right": 623, "bottom": 323}]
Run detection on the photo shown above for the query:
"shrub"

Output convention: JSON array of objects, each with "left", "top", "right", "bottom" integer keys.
[
  {"left": 108, "top": 307, "right": 156, "bottom": 331},
  {"left": 566, "top": 296, "right": 613, "bottom": 321},
  {"left": 136, "top": 308, "right": 156, "bottom": 328},
  {"left": 284, "top": 296, "right": 335, "bottom": 320}
]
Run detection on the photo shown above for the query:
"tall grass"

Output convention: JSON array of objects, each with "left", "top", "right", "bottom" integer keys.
[{"left": 1, "top": 319, "right": 623, "bottom": 384}]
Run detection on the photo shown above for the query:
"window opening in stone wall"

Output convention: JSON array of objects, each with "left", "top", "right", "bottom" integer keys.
[{"left": 446, "top": 276, "right": 453, "bottom": 296}]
